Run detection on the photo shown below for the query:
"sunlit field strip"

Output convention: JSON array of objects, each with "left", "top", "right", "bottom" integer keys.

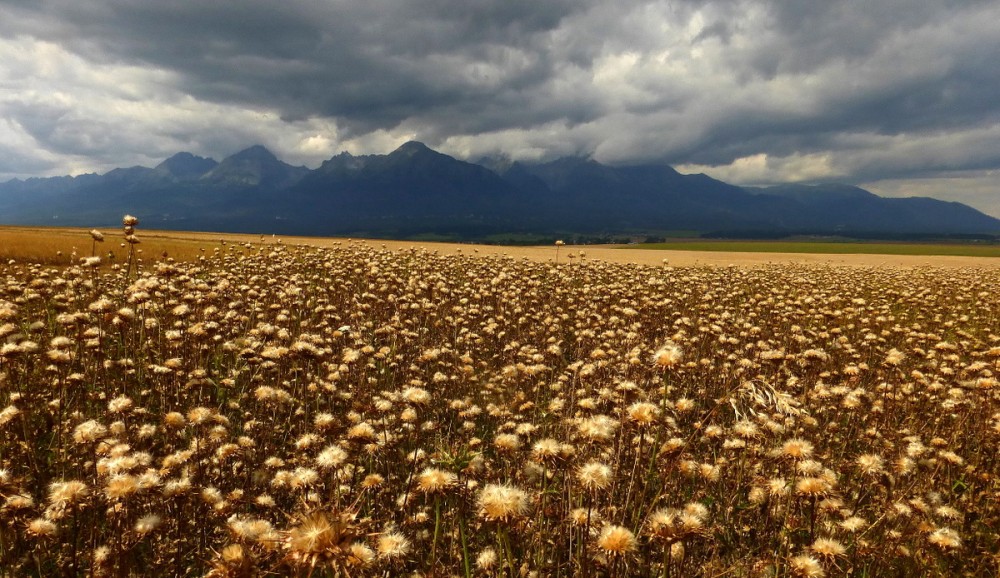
[
  {"left": 0, "top": 226, "right": 229, "bottom": 265},
  {"left": 6, "top": 226, "right": 1000, "bottom": 270},
  {"left": 1, "top": 218, "right": 998, "bottom": 576},
  {"left": 627, "top": 240, "right": 1000, "bottom": 257}
]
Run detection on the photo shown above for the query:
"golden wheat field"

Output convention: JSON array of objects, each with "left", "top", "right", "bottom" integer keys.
[{"left": 1, "top": 222, "right": 999, "bottom": 577}]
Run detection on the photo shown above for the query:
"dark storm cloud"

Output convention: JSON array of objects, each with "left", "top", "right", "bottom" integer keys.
[
  {"left": 1, "top": 0, "right": 588, "bottom": 135},
  {"left": 3, "top": 0, "right": 1000, "bottom": 214}
]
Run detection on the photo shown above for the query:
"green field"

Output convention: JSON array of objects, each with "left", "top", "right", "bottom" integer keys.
[{"left": 628, "top": 239, "right": 1000, "bottom": 257}]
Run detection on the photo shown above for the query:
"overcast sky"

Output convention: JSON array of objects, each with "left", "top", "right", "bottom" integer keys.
[{"left": 3, "top": 0, "right": 1000, "bottom": 215}]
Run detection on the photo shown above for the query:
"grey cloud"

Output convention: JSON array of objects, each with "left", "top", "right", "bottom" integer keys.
[
  {"left": 2, "top": 0, "right": 1000, "bottom": 216},
  {"left": 1, "top": 0, "right": 589, "bottom": 135}
]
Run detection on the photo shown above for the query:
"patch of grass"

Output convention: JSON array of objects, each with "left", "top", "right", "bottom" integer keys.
[
  {"left": 407, "top": 232, "right": 462, "bottom": 243},
  {"left": 479, "top": 232, "right": 557, "bottom": 243},
  {"left": 627, "top": 239, "right": 1000, "bottom": 257}
]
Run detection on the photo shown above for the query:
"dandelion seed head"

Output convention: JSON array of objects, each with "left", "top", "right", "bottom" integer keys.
[
  {"left": 347, "top": 422, "right": 376, "bottom": 440},
  {"left": 780, "top": 438, "right": 814, "bottom": 460},
  {"left": 935, "top": 505, "right": 963, "bottom": 521},
  {"left": 347, "top": 542, "right": 375, "bottom": 566},
  {"left": 27, "top": 518, "right": 58, "bottom": 537},
  {"left": 104, "top": 474, "right": 139, "bottom": 500},
  {"left": 810, "top": 537, "right": 846, "bottom": 559},
  {"left": 477, "top": 483, "right": 531, "bottom": 522},
  {"left": 577, "top": 461, "right": 613, "bottom": 491},
  {"left": 646, "top": 508, "right": 680, "bottom": 538},
  {"left": 795, "top": 477, "right": 831, "bottom": 497},
  {"left": 313, "top": 412, "right": 336, "bottom": 429},
  {"left": 531, "top": 438, "right": 563, "bottom": 462},
  {"left": 653, "top": 344, "right": 683, "bottom": 368},
  {"left": 376, "top": 530, "right": 411, "bottom": 560},
  {"left": 73, "top": 419, "right": 107, "bottom": 444},
  {"left": 839, "top": 516, "right": 867, "bottom": 532},
  {"left": 856, "top": 453, "right": 884, "bottom": 475},
  {"left": 928, "top": 527, "right": 962, "bottom": 550},
  {"left": 135, "top": 514, "right": 162, "bottom": 534},
  {"left": 48, "top": 480, "right": 88, "bottom": 507},
  {"left": 316, "top": 445, "right": 348, "bottom": 469},
  {"left": 576, "top": 414, "right": 618, "bottom": 442},
  {"left": 790, "top": 554, "right": 825, "bottom": 577},
  {"left": 493, "top": 433, "right": 521, "bottom": 452},
  {"left": 626, "top": 401, "right": 660, "bottom": 425},
  {"left": 361, "top": 473, "right": 384, "bottom": 488},
  {"left": 476, "top": 547, "right": 498, "bottom": 570},
  {"left": 415, "top": 468, "right": 456, "bottom": 494},
  {"left": 596, "top": 524, "right": 636, "bottom": 556}
]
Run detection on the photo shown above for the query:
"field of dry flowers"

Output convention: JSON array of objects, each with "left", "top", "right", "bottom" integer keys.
[{"left": 1, "top": 225, "right": 998, "bottom": 577}]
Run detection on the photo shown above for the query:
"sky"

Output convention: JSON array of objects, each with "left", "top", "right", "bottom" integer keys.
[{"left": 3, "top": 0, "right": 1000, "bottom": 216}]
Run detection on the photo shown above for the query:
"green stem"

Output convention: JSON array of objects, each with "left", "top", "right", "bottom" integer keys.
[
  {"left": 459, "top": 512, "right": 472, "bottom": 578},
  {"left": 431, "top": 496, "right": 442, "bottom": 568},
  {"left": 499, "top": 526, "right": 515, "bottom": 577}
]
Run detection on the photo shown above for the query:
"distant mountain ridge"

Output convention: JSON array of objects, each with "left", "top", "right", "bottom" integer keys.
[
  {"left": 155, "top": 152, "right": 218, "bottom": 181},
  {"left": 201, "top": 145, "right": 308, "bottom": 188},
  {"left": 1, "top": 142, "right": 998, "bottom": 239}
]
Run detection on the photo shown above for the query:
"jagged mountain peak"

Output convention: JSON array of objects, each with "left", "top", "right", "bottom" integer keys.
[
  {"left": 390, "top": 141, "right": 433, "bottom": 157},
  {"left": 224, "top": 145, "right": 281, "bottom": 163},
  {"left": 155, "top": 152, "right": 217, "bottom": 180},
  {"left": 202, "top": 145, "right": 307, "bottom": 188}
]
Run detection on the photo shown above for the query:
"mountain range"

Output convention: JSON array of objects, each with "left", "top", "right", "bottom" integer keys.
[{"left": 1, "top": 141, "right": 998, "bottom": 240}]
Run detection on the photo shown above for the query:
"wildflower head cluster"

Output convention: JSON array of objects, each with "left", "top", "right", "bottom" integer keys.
[{"left": 0, "top": 237, "right": 997, "bottom": 576}]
